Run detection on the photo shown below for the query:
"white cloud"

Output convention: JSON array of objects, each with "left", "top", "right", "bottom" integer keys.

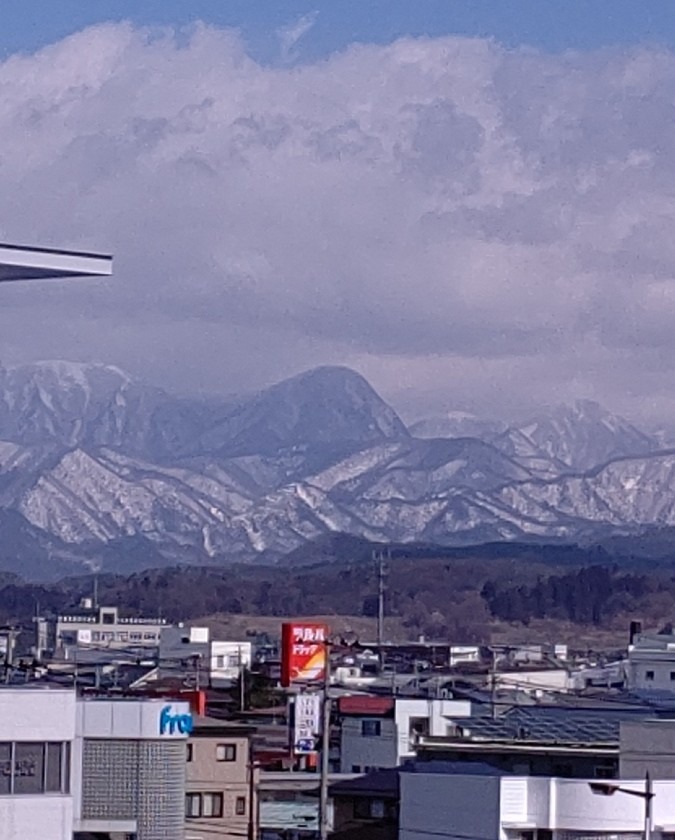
[
  {"left": 277, "top": 11, "right": 318, "bottom": 63},
  {"left": 1, "top": 26, "right": 675, "bottom": 427}
]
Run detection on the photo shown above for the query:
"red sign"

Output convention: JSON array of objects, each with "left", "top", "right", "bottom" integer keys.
[{"left": 281, "top": 622, "right": 328, "bottom": 687}]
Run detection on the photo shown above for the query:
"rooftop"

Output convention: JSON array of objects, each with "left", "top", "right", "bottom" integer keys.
[{"left": 0, "top": 242, "right": 112, "bottom": 282}]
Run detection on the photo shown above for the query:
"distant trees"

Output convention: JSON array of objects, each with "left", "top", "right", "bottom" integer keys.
[{"left": 481, "top": 566, "right": 652, "bottom": 625}]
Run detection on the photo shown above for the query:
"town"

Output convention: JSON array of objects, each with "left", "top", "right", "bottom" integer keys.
[{"left": 2, "top": 593, "right": 675, "bottom": 840}]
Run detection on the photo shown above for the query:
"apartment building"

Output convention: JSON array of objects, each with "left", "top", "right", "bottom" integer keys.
[
  {"left": 0, "top": 685, "right": 192, "bottom": 840},
  {"left": 185, "top": 716, "right": 256, "bottom": 840}
]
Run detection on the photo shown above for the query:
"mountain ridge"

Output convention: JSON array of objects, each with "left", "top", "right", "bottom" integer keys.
[{"left": 0, "top": 359, "right": 674, "bottom": 578}]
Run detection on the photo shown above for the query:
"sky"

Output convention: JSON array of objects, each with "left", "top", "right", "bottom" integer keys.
[{"left": 2, "top": 2, "right": 675, "bottom": 427}]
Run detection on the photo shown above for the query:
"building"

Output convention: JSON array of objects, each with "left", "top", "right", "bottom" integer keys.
[
  {"left": 159, "top": 625, "right": 253, "bottom": 685},
  {"left": 399, "top": 762, "right": 675, "bottom": 840},
  {"left": 0, "top": 685, "right": 192, "bottom": 840},
  {"left": 329, "top": 767, "right": 399, "bottom": 840},
  {"left": 621, "top": 718, "right": 675, "bottom": 779},
  {"left": 338, "top": 695, "right": 471, "bottom": 774},
  {"left": 185, "top": 716, "right": 256, "bottom": 840},
  {"left": 626, "top": 625, "right": 675, "bottom": 691},
  {"left": 36, "top": 603, "right": 168, "bottom": 661}
]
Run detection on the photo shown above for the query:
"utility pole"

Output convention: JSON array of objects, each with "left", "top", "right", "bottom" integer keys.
[
  {"left": 375, "top": 549, "right": 388, "bottom": 670},
  {"left": 319, "top": 643, "right": 332, "bottom": 840},
  {"left": 490, "top": 647, "right": 498, "bottom": 720},
  {"left": 239, "top": 645, "right": 246, "bottom": 712}
]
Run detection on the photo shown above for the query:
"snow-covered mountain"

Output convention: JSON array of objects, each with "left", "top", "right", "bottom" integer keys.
[{"left": 0, "top": 360, "right": 674, "bottom": 577}]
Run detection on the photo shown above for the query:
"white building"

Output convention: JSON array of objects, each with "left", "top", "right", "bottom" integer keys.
[
  {"left": 41, "top": 604, "right": 168, "bottom": 659},
  {"left": 0, "top": 686, "right": 192, "bottom": 840},
  {"left": 339, "top": 696, "right": 472, "bottom": 773},
  {"left": 627, "top": 629, "right": 675, "bottom": 691},
  {"left": 159, "top": 625, "right": 253, "bottom": 685},
  {"left": 400, "top": 765, "right": 675, "bottom": 840}
]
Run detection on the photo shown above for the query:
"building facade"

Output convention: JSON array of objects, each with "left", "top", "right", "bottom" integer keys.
[
  {"left": 185, "top": 717, "right": 255, "bottom": 840},
  {"left": 339, "top": 696, "right": 471, "bottom": 773},
  {"left": 37, "top": 603, "right": 167, "bottom": 661},
  {"left": 0, "top": 686, "right": 192, "bottom": 840},
  {"left": 400, "top": 765, "right": 675, "bottom": 840}
]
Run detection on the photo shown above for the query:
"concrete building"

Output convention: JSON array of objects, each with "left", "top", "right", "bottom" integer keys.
[
  {"left": 399, "top": 763, "right": 675, "bottom": 840},
  {"left": 338, "top": 695, "right": 471, "bottom": 774},
  {"left": 0, "top": 685, "right": 192, "bottom": 840},
  {"left": 159, "top": 625, "right": 252, "bottom": 686},
  {"left": 621, "top": 718, "right": 675, "bottom": 779},
  {"left": 36, "top": 603, "right": 168, "bottom": 661},
  {"left": 626, "top": 627, "right": 675, "bottom": 691},
  {"left": 185, "top": 717, "right": 255, "bottom": 840}
]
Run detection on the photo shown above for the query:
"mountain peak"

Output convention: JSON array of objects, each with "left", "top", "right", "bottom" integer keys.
[{"left": 192, "top": 365, "right": 409, "bottom": 457}]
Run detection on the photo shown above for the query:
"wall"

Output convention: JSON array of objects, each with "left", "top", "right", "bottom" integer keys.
[
  {"left": 399, "top": 772, "right": 500, "bottom": 840},
  {"left": 0, "top": 797, "right": 73, "bottom": 840},
  {"left": 621, "top": 719, "right": 675, "bottom": 779},
  {"left": 75, "top": 698, "right": 191, "bottom": 840},
  {"left": 210, "top": 641, "right": 253, "bottom": 683},
  {"left": 394, "top": 699, "right": 472, "bottom": 759},
  {"left": 627, "top": 646, "right": 675, "bottom": 691},
  {"left": 0, "top": 688, "right": 76, "bottom": 840},
  {"left": 186, "top": 733, "right": 252, "bottom": 840},
  {"left": 340, "top": 717, "right": 397, "bottom": 773}
]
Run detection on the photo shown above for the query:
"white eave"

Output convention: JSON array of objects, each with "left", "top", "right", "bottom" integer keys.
[{"left": 0, "top": 242, "right": 113, "bottom": 282}]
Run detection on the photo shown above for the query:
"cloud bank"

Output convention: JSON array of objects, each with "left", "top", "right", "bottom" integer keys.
[{"left": 1, "top": 24, "right": 675, "bottom": 426}]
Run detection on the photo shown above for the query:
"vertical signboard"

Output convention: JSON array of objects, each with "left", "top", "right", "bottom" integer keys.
[
  {"left": 281, "top": 622, "right": 328, "bottom": 687},
  {"left": 291, "top": 693, "right": 322, "bottom": 755}
]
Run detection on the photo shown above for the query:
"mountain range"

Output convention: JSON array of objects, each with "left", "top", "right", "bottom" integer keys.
[{"left": 1, "top": 360, "right": 674, "bottom": 579}]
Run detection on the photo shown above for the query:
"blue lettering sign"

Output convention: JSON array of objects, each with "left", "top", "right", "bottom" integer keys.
[{"left": 159, "top": 705, "right": 193, "bottom": 736}]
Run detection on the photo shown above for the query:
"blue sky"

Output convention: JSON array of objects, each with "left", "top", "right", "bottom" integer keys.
[
  {"left": 1, "top": 0, "right": 674, "bottom": 61},
  {"left": 3, "top": 1, "right": 675, "bottom": 423}
]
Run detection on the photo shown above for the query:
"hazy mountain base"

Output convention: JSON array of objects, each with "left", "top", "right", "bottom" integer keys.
[{"left": 2, "top": 540, "right": 675, "bottom": 648}]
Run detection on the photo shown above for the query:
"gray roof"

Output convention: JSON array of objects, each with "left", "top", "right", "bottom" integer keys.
[{"left": 458, "top": 705, "right": 656, "bottom": 745}]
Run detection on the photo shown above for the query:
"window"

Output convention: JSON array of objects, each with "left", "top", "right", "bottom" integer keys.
[
  {"left": 646, "top": 670, "right": 655, "bottom": 681},
  {"left": 216, "top": 743, "right": 237, "bottom": 762},
  {"left": 236, "top": 796, "right": 246, "bottom": 815},
  {"left": 594, "top": 760, "right": 617, "bottom": 779},
  {"left": 0, "top": 742, "right": 69, "bottom": 795},
  {"left": 354, "top": 798, "right": 386, "bottom": 820},
  {"left": 351, "top": 765, "right": 361, "bottom": 773},
  {"left": 215, "top": 655, "right": 225, "bottom": 668},
  {"left": 130, "top": 632, "right": 142, "bottom": 641},
  {"left": 670, "top": 671, "right": 675, "bottom": 681},
  {"left": 361, "top": 720, "right": 381, "bottom": 737},
  {"left": 186, "top": 793, "right": 224, "bottom": 819},
  {"left": 203, "top": 792, "right": 223, "bottom": 818},
  {"left": 13, "top": 742, "right": 45, "bottom": 795},
  {"left": 0, "top": 743, "right": 10, "bottom": 795},
  {"left": 186, "top": 744, "right": 193, "bottom": 762},
  {"left": 101, "top": 611, "right": 115, "bottom": 625}
]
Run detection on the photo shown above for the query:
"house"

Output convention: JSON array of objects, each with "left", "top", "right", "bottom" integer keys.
[
  {"left": 185, "top": 716, "right": 257, "bottom": 840},
  {"left": 329, "top": 767, "right": 400, "bottom": 840},
  {"left": 338, "top": 694, "right": 471, "bottom": 774}
]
